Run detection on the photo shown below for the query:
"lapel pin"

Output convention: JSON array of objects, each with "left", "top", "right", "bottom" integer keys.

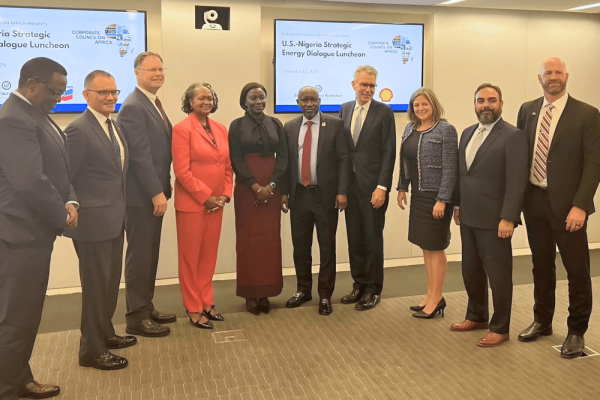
[
  {"left": 532, "top": 112, "right": 536, "bottom": 116},
  {"left": 321, "top": 122, "right": 326, "bottom": 126}
]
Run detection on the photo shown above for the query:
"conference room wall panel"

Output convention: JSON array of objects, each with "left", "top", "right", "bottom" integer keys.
[{"left": 3, "top": 0, "right": 599, "bottom": 290}]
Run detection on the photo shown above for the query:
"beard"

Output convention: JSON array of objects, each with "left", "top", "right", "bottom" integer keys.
[
  {"left": 542, "top": 79, "right": 567, "bottom": 96},
  {"left": 476, "top": 107, "right": 501, "bottom": 125}
]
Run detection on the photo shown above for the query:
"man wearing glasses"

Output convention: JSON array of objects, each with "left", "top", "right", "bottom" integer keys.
[
  {"left": 0, "top": 57, "right": 77, "bottom": 400},
  {"left": 64, "top": 70, "right": 134, "bottom": 370},
  {"left": 117, "top": 52, "right": 175, "bottom": 338},
  {"left": 339, "top": 65, "right": 396, "bottom": 311}
]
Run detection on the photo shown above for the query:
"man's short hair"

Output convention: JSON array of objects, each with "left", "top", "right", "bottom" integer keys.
[
  {"left": 134, "top": 51, "right": 163, "bottom": 69},
  {"left": 353, "top": 65, "right": 378, "bottom": 81},
  {"left": 84, "top": 70, "right": 114, "bottom": 89},
  {"left": 18, "top": 57, "right": 67, "bottom": 88},
  {"left": 474, "top": 83, "right": 503, "bottom": 102}
]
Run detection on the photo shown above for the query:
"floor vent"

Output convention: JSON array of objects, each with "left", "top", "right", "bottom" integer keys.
[{"left": 212, "top": 329, "right": 248, "bottom": 343}]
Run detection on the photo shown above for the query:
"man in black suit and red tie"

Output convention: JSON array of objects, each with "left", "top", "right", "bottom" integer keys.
[
  {"left": 281, "top": 86, "right": 350, "bottom": 315},
  {"left": 0, "top": 57, "right": 78, "bottom": 400},
  {"left": 338, "top": 65, "right": 396, "bottom": 310},
  {"left": 516, "top": 57, "right": 600, "bottom": 358}
]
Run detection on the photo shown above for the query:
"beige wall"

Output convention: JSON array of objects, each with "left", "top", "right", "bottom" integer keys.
[{"left": 6, "top": 0, "right": 600, "bottom": 289}]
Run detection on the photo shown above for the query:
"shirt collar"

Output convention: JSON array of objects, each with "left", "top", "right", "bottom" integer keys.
[
  {"left": 301, "top": 112, "right": 320, "bottom": 127},
  {"left": 355, "top": 99, "right": 372, "bottom": 112},
  {"left": 87, "top": 106, "right": 111, "bottom": 127},
  {"left": 542, "top": 92, "right": 568, "bottom": 113},
  {"left": 12, "top": 90, "right": 33, "bottom": 106},
  {"left": 136, "top": 85, "right": 157, "bottom": 102},
  {"left": 478, "top": 117, "right": 501, "bottom": 133}
]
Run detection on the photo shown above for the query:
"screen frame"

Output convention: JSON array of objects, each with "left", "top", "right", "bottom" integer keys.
[
  {"left": 0, "top": 5, "right": 148, "bottom": 114},
  {"left": 273, "top": 18, "right": 425, "bottom": 114}
]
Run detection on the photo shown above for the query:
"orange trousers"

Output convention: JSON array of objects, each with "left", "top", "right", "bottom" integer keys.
[{"left": 176, "top": 209, "right": 223, "bottom": 313}]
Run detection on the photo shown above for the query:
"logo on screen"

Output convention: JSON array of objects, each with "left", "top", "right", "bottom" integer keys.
[
  {"left": 392, "top": 36, "right": 413, "bottom": 64},
  {"left": 1, "top": 81, "right": 10, "bottom": 90},
  {"left": 379, "top": 89, "right": 393, "bottom": 103},
  {"left": 61, "top": 86, "right": 74, "bottom": 102},
  {"left": 105, "top": 24, "right": 134, "bottom": 57}
]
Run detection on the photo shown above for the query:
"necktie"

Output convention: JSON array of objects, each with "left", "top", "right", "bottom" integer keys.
[
  {"left": 106, "top": 119, "right": 122, "bottom": 170},
  {"left": 301, "top": 121, "right": 313, "bottom": 186},
  {"left": 154, "top": 97, "right": 170, "bottom": 129},
  {"left": 533, "top": 104, "right": 555, "bottom": 182},
  {"left": 352, "top": 106, "right": 363, "bottom": 145},
  {"left": 466, "top": 127, "right": 486, "bottom": 170}
]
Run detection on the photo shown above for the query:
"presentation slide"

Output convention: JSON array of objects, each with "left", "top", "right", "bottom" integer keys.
[
  {"left": 274, "top": 20, "right": 424, "bottom": 113},
  {"left": 0, "top": 6, "right": 146, "bottom": 112}
]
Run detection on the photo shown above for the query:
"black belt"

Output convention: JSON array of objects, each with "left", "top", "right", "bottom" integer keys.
[
  {"left": 297, "top": 183, "right": 318, "bottom": 191},
  {"left": 530, "top": 183, "right": 548, "bottom": 193}
]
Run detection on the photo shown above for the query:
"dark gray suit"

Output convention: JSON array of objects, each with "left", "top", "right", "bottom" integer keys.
[
  {"left": 0, "top": 94, "right": 73, "bottom": 400},
  {"left": 283, "top": 113, "right": 349, "bottom": 299},
  {"left": 64, "top": 109, "right": 128, "bottom": 357},
  {"left": 117, "top": 87, "right": 172, "bottom": 324},
  {"left": 339, "top": 100, "right": 396, "bottom": 295},
  {"left": 454, "top": 118, "right": 528, "bottom": 334}
]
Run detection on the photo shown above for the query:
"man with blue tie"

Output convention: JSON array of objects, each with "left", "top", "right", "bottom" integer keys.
[{"left": 64, "top": 70, "right": 135, "bottom": 370}]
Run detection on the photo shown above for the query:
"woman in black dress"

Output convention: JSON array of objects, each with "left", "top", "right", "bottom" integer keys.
[
  {"left": 229, "top": 83, "right": 288, "bottom": 315},
  {"left": 396, "top": 88, "right": 459, "bottom": 318}
]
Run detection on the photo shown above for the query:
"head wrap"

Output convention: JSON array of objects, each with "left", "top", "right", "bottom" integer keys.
[{"left": 239, "top": 82, "right": 267, "bottom": 110}]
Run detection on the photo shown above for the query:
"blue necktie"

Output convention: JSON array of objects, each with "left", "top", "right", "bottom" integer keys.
[{"left": 106, "top": 119, "right": 122, "bottom": 170}]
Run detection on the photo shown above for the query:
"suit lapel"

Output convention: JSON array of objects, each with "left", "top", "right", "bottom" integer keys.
[
  {"left": 459, "top": 125, "right": 477, "bottom": 172},
  {"left": 85, "top": 110, "right": 122, "bottom": 172},
  {"left": 317, "top": 112, "right": 327, "bottom": 165},
  {"left": 112, "top": 119, "right": 129, "bottom": 175},
  {"left": 526, "top": 98, "right": 544, "bottom": 162},
  {"left": 469, "top": 118, "right": 505, "bottom": 172},
  {"left": 35, "top": 112, "right": 70, "bottom": 167},
  {"left": 549, "top": 95, "right": 574, "bottom": 153},
  {"left": 135, "top": 88, "right": 170, "bottom": 137},
  {"left": 342, "top": 102, "right": 355, "bottom": 151},
  {"left": 190, "top": 115, "right": 216, "bottom": 148}
]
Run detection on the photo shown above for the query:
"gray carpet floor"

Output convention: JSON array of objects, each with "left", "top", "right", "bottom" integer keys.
[{"left": 39, "top": 249, "right": 600, "bottom": 334}]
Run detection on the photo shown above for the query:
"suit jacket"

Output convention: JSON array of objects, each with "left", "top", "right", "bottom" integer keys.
[
  {"left": 339, "top": 99, "right": 396, "bottom": 194},
  {"left": 283, "top": 112, "right": 350, "bottom": 209},
  {"left": 454, "top": 118, "right": 528, "bottom": 230},
  {"left": 0, "top": 94, "right": 74, "bottom": 245},
  {"left": 172, "top": 114, "right": 233, "bottom": 212},
  {"left": 117, "top": 87, "right": 172, "bottom": 207},
  {"left": 517, "top": 95, "right": 600, "bottom": 219},
  {"left": 63, "top": 109, "right": 129, "bottom": 242}
]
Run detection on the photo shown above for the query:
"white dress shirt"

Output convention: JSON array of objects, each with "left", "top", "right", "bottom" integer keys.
[
  {"left": 136, "top": 85, "right": 163, "bottom": 116},
  {"left": 87, "top": 107, "right": 126, "bottom": 169},
  {"left": 530, "top": 93, "right": 568, "bottom": 187},
  {"left": 464, "top": 117, "right": 501, "bottom": 160},
  {"left": 298, "top": 113, "right": 320, "bottom": 185},
  {"left": 350, "top": 99, "right": 387, "bottom": 191}
]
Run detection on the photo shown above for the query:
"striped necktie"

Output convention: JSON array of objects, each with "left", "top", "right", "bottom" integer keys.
[{"left": 533, "top": 104, "right": 555, "bottom": 182}]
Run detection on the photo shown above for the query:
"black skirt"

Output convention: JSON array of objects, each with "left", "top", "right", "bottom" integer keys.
[{"left": 408, "top": 189, "right": 452, "bottom": 251}]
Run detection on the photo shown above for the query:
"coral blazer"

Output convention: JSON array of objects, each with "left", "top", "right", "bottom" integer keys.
[{"left": 172, "top": 114, "right": 233, "bottom": 212}]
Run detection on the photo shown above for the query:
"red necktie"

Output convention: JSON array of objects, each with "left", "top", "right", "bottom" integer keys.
[
  {"left": 533, "top": 104, "right": 555, "bottom": 182},
  {"left": 301, "top": 121, "right": 313, "bottom": 186}
]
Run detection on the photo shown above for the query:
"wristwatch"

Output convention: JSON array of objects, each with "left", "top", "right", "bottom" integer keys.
[{"left": 269, "top": 182, "right": 276, "bottom": 189}]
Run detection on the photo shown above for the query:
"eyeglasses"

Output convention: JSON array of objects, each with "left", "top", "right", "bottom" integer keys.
[
  {"left": 32, "top": 78, "right": 64, "bottom": 98},
  {"left": 86, "top": 89, "right": 121, "bottom": 97},
  {"left": 136, "top": 68, "right": 167, "bottom": 73},
  {"left": 358, "top": 83, "right": 377, "bottom": 90}
]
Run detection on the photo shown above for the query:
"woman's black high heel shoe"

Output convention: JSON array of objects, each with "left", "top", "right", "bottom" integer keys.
[
  {"left": 204, "top": 305, "right": 225, "bottom": 321},
  {"left": 258, "top": 298, "right": 270, "bottom": 314},
  {"left": 409, "top": 305, "right": 426, "bottom": 312},
  {"left": 186, "top": 309, "right": 213, "bottom": 329},
  {"left": 412, "top": 298, "right": 446, "bottom": 319},
  {"left": 246, "top": 299, "right": 260, "bottom": 316}
]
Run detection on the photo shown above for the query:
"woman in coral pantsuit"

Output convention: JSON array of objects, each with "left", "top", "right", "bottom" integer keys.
[{"left": 172, "top": 83, "right": 233, "bottom": 329}]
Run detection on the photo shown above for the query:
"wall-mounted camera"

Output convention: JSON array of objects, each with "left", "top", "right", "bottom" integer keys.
[{"left": 195, "top": 6, "right": 230, "bottom": 31}]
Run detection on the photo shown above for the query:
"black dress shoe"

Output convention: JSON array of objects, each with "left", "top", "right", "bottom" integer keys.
[
  {"left": 246, "top": 299, "right": 260, "bottom": 315},
  {"left": 203, "top": 305, "right": 224, "bottom": 322},
  {"left": 319, "top": 299, "right": 333, "bottom": 315},
  {"left": 106, "top": 335, "right": 137, "bottom": 349},
  {"left": 412, "top": 298, "right": 446, "bottom": 319},
  {"left": 79, "top": 351, "right": 128, "bottom": 370},
  {"left": 126, "top": 319, "right": 171, "bottom": 337},
  {"left": 355, "top": 292, "right": 381, "bottom": 311},
  {"left": 518, "top": 321, "right": 553, "bottom": 342},
  {"left": 286, "top": 292, "right": 312, "bottom": 308},
  {"left": 258, "top": 297, "right": 270, "bottom": 314},
  {"left": 18, "top": 381, "right": 60, "bottom": 399},
  {"left": 340, "top": 288, "right": 365, "bottom": 304},
  {"left": 150, "top": 309, "right": 177, "bottom": 324},
  {"left": 409, "top": 305, "right": 425, "bottom": 312},
  {"left": 561, "top": 334, "right": 585, "bottom": 359}
]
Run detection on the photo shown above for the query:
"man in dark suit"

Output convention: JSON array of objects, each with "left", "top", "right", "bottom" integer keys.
[
  {"left": 64, "top": 70, "right": 136, "bottom": 371},
  {"left": 117, "top": 52, "right": 174, "bottom": 337},
  {"left": 450, "top": 83, "right": 528, "bottom": 347},
  {"left": 281, "top": 87, "right": 350, "bottom": 315},
  {"left": 0, "top": 57, "right": 78, "bottom": 400},
  {"left": 338, "top": 65, "right": 396, "bottom": 310},
  {"left": 516, "top": 57, "right": 600, "bottom": 358}
]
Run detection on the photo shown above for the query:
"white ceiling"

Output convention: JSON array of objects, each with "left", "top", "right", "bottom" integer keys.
[{"left": 318, "top": 0, "right": 600, "bottom": 13}]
